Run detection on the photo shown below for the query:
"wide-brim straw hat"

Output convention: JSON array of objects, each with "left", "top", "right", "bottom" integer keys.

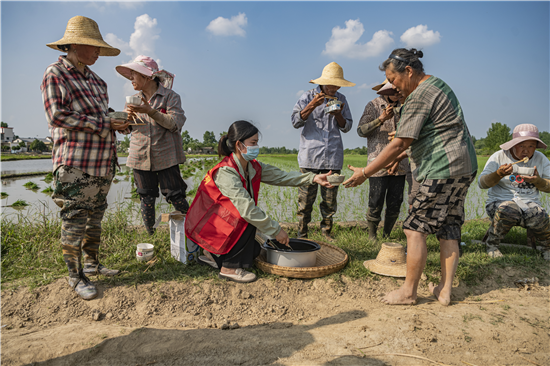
[
  {"left": 500, "top": 123, "right": 547, "bottom": 151},
  {"left": 377, "top": 82, "right": 398, "bottom": 96},
  {"left": 47, "top": 16, "right": 120, "bottom": 57},
  {"left": 363, "top": 242, "right": 407, "bottom": 277},
  {"left": 372, "top": 79, "right": 388, "bottom": 91},
  {"left": 309, "top": 62, "right": 355, "bottom": 87}
]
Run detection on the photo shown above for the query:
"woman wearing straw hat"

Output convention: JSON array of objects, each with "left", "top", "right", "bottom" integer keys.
[
  {"left": 357, "top": 81, "right": 410, "bottom": 241},
  {"left": 185, "top": 121, "right": 333, "bottom": 283},
  {"left": 116, "top": 56, "right": 189, "bottom": 235},
  {"left": 478, "top": 124, "right": 550, "bottom": 259},
  {"left": 41, "top": 16, "right": 129, "bottom": 300},
  {"left": 344, "top": 48, "right": 477, "bottom": 306},
  {"left": 291, "top": 62, "right": 354, "bottom": 241}
]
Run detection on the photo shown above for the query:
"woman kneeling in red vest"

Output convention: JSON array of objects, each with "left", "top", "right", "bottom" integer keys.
[{"left": 185, "top": 120, "right": 333, "bottom": 283}]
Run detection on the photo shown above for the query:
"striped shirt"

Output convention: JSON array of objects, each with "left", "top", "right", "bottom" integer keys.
[
  {"left": 41, "top": 56, "right": 116, "bottom": 177},
  {"left": 126, "top": 85, "right": 186, "bottom": 171},
  {"left": 395, "top": 76, "right": 477, "bottom": 181}
]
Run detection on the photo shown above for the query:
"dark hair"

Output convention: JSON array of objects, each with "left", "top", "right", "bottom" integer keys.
[
  {"left": 57, "top": 44, "right": 72, "bottom": 52},
  {"left": 379, "top": 48, "right": 424, "bottom": 73},
  {"left": 218, "top": 120, "right": 260, "bottom": 157},
  {"left": 153, "top": 76, "right": 160, "bottom": 86}
]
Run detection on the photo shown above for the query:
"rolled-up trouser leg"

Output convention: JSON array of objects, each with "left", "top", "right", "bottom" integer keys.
[
  {"left": 82, "top": 206, "right": 107, "bottom": 266},
  {"left": 485, "top": 201, "right": 522, "bottom": 248},
  {"left": 159, "top": 165, "right": 189, "bottom": 213},
  {"left": 61, "top": 210, "right": 88, "bottom": 277}
]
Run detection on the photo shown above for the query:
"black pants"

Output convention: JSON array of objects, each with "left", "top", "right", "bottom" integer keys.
[
  {"left": 212, "top": 224, "right": 260, "bottom": 269},
  {"left": 366, "top": 175, "right": 406, "bottom": 224},
  {"left": 133, "top": 165, "right": 188, "bottom": 231}
]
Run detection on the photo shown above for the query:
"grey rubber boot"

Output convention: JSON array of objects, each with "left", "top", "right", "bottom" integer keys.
[{"left": 367, "top": 221, "right": 378, "bottom": 242}]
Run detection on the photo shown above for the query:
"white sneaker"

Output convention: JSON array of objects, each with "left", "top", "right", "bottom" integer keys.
[
  {"left": 218, "top": 268, "right": 257, "bottom": 283},
  {"left": 487, "top": 244, "right": 503, "bottom": 258}
]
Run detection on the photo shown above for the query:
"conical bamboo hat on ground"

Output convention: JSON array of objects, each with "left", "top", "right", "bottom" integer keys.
[
  {"left": 363, "top": 242, "right": 407, "bottom": 277},
  {"left": 47, "top": 16, "right": 120, "bottom": 56}
]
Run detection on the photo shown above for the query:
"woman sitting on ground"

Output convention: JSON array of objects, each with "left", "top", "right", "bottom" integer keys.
[
  {"left": 185, "top": 120, "right": 333, "bottom": 283},
  {"left": 478, "top": 123, "right": 550, "bottom": 259}
]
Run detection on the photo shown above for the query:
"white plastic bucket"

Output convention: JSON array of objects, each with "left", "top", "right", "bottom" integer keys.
[{"left": 136, "top": 243, "right": 154, "bottom": 262}]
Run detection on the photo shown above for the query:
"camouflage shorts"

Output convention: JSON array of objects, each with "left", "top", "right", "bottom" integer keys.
[
  {"left": 403, "top": 172, "right": 476, "bottom": 240},
  {"left": 52, "top": 164, "right": 114, "bottom": 220},
  {"left": 486, "top": 200, "right": 550, "bottom": 248}
]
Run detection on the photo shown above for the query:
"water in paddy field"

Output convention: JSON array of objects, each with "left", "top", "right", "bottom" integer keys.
[{"left": 0, "top": 157, "right": 194, "bottom": 223}]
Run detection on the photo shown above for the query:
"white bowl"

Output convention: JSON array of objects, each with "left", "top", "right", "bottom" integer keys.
[
  {"left": 327, "top": 174, "right": 345, "bottom": 186},
  {"left": 126, "top": 96, "right": 142, "bottom": 106},
  {"left": 136, "top": 243, "right": 154, "bottom": 262}
]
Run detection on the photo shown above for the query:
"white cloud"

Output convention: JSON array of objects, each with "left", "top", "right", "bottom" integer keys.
[
  {"left": 400, "top": 25, "right": 441, "bottom": 48},
  {"left": 323, "top": 19, "right": 394, "bottom": 59},
  {"left": 129, "top": 14, "right": 161, "bottom": 58},
  {"left": 296, "top": 90, "right": 305, "bottom": 98},
  {"left": 105, "top": 33, "right": 132, "bottom": 56},
  {"left": 206, "top": 13, "right": 247, "bottom": 37}
]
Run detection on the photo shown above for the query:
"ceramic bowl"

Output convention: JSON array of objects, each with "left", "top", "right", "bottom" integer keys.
[
  {"left": 327, "top": 174, "right": 345, "bottom": 186},
  {"left": 126, "top": 96, "right": 142, "bottom": 106},
  {"left": 107, "top": 111, "right": 128, "bottom": 120}
]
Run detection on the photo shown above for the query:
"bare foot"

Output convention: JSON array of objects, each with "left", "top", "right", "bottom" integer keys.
[
  {"left": 428, "top": 282, "right": 451, "bottom": 306},
  {"left": 379, "top": 289, "right": 417, "bottom": 305}
]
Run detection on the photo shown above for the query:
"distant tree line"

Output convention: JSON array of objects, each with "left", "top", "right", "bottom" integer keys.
[{"left": 473, "top": 122, "right": 550, "bottom": 158}]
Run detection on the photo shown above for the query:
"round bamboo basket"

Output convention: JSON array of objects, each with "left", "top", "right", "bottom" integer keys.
[{"left": 255, "top": 240, "right": 348, "bottom": 279}]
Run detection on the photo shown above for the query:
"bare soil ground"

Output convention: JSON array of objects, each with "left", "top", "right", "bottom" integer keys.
[{"left": 2, "top": 267, "right": 549, "bottom": 366}]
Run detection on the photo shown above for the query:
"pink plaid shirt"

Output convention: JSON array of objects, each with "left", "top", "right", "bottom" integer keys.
[{"left": 41, "top": 56, "right": 116, "bottom": 177}]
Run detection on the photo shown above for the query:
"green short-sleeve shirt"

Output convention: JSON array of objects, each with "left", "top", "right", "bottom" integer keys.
[{"left": 395, "top": 76, "right": 477, "bottom": 181}]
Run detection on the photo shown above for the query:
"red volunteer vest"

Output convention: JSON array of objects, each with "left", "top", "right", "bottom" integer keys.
[{"left": 185, "top": 155, "right": 262, "bottom": 255}]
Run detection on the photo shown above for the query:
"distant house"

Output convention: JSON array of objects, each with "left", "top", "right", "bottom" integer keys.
[
  {"left": 11, "top": 137, "right": 52, "bottom": 152},
  {"left": 1, "top": 126, "right": 14, "bottom": 148},
  {"left": 200, "top": 147, "right": 215, "bottom": 154}
]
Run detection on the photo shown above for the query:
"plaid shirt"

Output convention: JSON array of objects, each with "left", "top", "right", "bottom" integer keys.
[
  {"left": 41, "top": 56, "right": 116, "bottom": 177},
  {"left": 126, "top": 85, "right": 186, "bottom": 171}
]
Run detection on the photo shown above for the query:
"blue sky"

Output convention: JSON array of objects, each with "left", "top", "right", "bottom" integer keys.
[{"left": 1, "top": 1, "right": 549, "bottom": 150}]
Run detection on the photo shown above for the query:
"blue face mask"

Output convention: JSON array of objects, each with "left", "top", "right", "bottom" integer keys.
[{"left": 239, "top": 143, "right": 260, "bottom": 161}]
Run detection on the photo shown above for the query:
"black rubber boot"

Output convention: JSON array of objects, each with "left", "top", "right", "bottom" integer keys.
[
  {"left": 140, "top": 195, "right": 156, "bottom": 235},
  {"left": 382, "top": 216, "right": 399, "bottom": 238},
  {"left": 367, "top": 221, "right": 378, "bottom": 242}
]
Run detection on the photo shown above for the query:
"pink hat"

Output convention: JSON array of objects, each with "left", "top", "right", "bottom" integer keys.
[
  {"left": 116, "top": 55, "right": 175, "bottom": 89},
  {"left": 377, "top": 82, "right": 398, "bottom": 96},
  {"left": 500, "top": 124, "right": 547, "bottom": 150}
]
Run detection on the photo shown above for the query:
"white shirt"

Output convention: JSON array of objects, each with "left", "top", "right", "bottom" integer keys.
[{"left": 479, "top": 150, "right": 550, "bottom": 207}]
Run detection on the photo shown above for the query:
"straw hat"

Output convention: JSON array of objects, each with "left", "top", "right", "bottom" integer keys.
[
  {"left": 47, "top": 16, "right": 120, "bottom": 57},
  {"left": 309, "top": 62, "right": 355, "bottom": 87},
  {"left": 116, "top": 55, "right": 175, "bottom": 89},
  {"left": 372, "top": 79, "right": 388, "bottom": 91},
  {"left": 363, "top": 242, "right": 407, "bottom": 277},
  {"left": 377, "top": 82, "right": 398, "bottom": 96},
  {"left": 500, "top": 124, "right": 547, "bottom": 151}
]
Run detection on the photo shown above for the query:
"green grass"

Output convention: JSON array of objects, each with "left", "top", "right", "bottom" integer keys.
[
  {"left": 1, "top": 154, "right": 548, "bottom": 290},
  {"left": 1, "top": 154, "right": 51, "bottom": 162},
  {"left": 23, "top": 181, "right": 40, "bottom": 190},
  {"left": 11, "top": 199, "right": 29, "bottom": 207},
  {"left": 41, "top": 186, "right": 54, "bottom": 194},
  {"left": 1, "top": 192, "right": 8, "bottom": 199}
]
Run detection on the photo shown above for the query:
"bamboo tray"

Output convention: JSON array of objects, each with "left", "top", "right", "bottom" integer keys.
[{"left": 254, "top": 238, "right": 349, "bottom": 279}]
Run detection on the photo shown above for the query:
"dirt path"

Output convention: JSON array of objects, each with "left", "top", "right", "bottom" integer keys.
[{"left": 2, "top": 267, "right": 549, "bottom": 366}]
